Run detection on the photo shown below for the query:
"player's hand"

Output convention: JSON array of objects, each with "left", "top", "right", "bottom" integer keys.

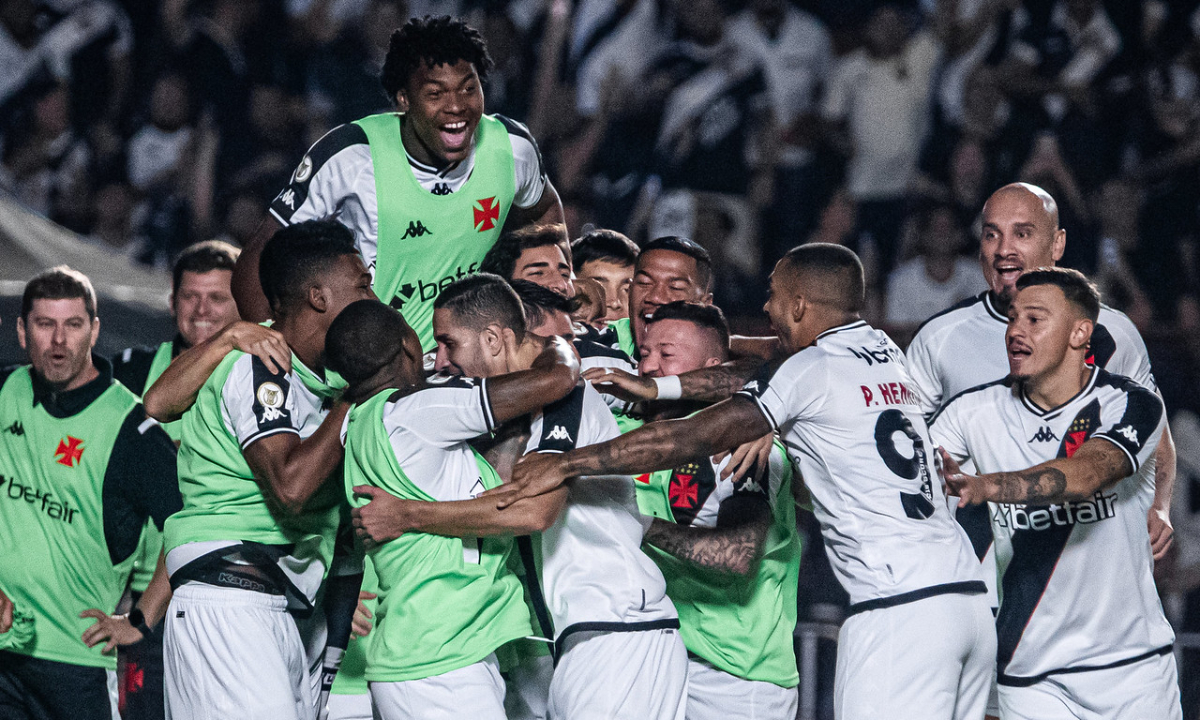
[
  {"left": 351, "top": 486, "right": 413, "bottom": 549},
  {"left": 939, "top": 448, "right": 984, "bottom": 507},
  {"left": 485, "top": 451, "right": 571, "bottom": 508},
  {"left": 80, "top": 610, "right": 143, "bottom": 654},
  {"left": 0, "top": 587, "right": 12, "bottom": 634},
  {"left": 1149, "top": 506, "right": 1174, "bottom": 561},
  {"left": 713, "top": 433, "right": 773, "bottom": 483},
  {"left": 582, "top": 367, "right": 658, "bottom": 403},
  {"left": 352, "top": 591, "right": 376, "bottom": 638},
  {"left": 224, "top": 322, "right": 291, "bottom": 375}
]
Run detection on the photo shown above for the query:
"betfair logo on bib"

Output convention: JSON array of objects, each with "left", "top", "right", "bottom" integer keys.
[
  {"left": 389, "top": 263, "right": 481, "bottom": 310},
  {"left": 0, "top": 475, "right": 78, "bottom": 523}
]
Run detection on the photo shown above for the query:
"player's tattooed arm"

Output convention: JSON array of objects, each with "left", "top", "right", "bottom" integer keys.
[
  {"left": 144, "top": 321, "right": 290, "bottom": 421},
  {"left": 494, "top": 396, "right": 773, "bottom": 507},
  {"left": 942, "top": 438, "right": 1134, "bottom": 506},
  {"left": 678, "top": 356, "right": 771, "bottom": 403},
  {"left": 643, "top": 498, "right": 772, "bottom": 577}
]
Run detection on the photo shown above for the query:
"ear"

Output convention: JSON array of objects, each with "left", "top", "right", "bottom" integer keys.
[
  {"left": 16, "top": 317, "right": 25, "bottom": 350},
  {"left": 1069, "top": 317, "right": 1093, "bottom": 351},
  {"left": 1051, "top": 228, "right": 1066, "bottom": 263},
  {"left": 703, "top": 356, "right": 723, "bottom": 368},
  {"left": 308, "top": 284, "right": 329, "bottom": 314},
  {"left": 89, "top": 317, "right": 100, "bottom": 350},
  {"left": 791, "top": 294, "right": 808, "bottom": 325},
  {"left": 481, "top": 325, "right": 505, "bottom": 356},
  {"left": 168, "top": 293, "right": 177, "bottom": 319},
  {"left": 395, "top": 90, "right": 409, "bottom": 112}
]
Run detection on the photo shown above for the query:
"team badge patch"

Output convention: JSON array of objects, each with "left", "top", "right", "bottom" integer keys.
[
  {"left": 54, "top": 436, "right": 84, "bottom": 467},
  {"left": 473, "top": 197, "right": 499, "bottom": 231},
  {"left": 256, "top": 382, "right": 285, "bottom": 422},
  {"left": 292, "top": 155, "right": 313, "bottom": 184}
]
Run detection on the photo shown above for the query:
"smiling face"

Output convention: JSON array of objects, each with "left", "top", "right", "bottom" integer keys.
[
  {"left": 173, "top": 269, "right": 239, "bottom": 347},
  {"left": 320, "top": 254, "right": 378, "bottom": 321},
  {"left": 639, "top": 318, "right": 722, "bottom": 378},
  {"left": 514, "top": 244, "right": 574, "bottom": 298},
  {"left": 398, "top": 59, "right": 484, "bottom": 168},
  {"left": 19, "top": 298, "right": 99, "bottom": 390},
  {"left": 1005, "top": 284, "right": 1089, "bottom": 383},
  {"left": 979, "top": 187, "right": 1066, "bottom": 305},
  {"left": 629, "top": 250, "right": 709, "bottom": 347}
]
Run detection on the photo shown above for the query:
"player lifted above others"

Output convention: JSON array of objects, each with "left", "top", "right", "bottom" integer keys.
[
  {"left": 500, "top": 244, "right": 993, "bottom": 720},
  {"left": 931, "top": 268, "right": 1180, "bottom": 719},
  {"left": 233, "top": 15, "right": 565, "bottom": 351}
]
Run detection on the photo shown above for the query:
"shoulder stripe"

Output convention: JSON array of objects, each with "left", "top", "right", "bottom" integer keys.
[
  {"left": 536, "top": 385, "right": 586, "bottom": 453},
  {"left": 271, "top": 123, "right": 369, "bottom": 223},
  {"left": 927, "top": 376, "right": 1013, "bottom": 426},
  {"left": 913, "top": 292, "right": 988, "bottom": 336},
  {"left": 493, "top": 113, "right": 546, "bottom": 176},
  {"left": 573, "top": 338, "right": 634, "bottom": 362}
]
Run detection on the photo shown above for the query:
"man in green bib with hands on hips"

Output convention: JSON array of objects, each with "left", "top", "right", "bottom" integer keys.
[
  {"left": 233, "top": 15, "right": 565, "bottom": 352},
  {"left": 0, "top": 267, "right": 181, "bottom": 720}
]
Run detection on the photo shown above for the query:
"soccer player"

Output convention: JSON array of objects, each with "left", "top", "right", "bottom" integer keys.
[
  {"left": 144, "top": 221, "right": 374, "bottom": 720},
  {"left": 344, "top": 276, "right": 688, "bottom": 719},
  {"left": 571, "top": 229, "right": 640, "bottom": 324},
  {"left": 502, "top": 244, "right": 994, "bottom": 720},
  {"left": 326, "top": 294, "right": 585, "bottom": 720},
  {"left": 480, "top": 224, "right": 574, "bottom": 298},
  {"left": 931, "top": 268, "right": 1181, "bottom": 719},
  {"left": 632, "top": 301, "right": 802, "bottom": 719},
  {"left": 0, "top": 267, "right": 181, "bottom": 720},
  {"left": 110, "top": 239, "right": 240, "bottom": 720},
  {"left": 234, "top": 15, "right": 565, "bottom": 351}
]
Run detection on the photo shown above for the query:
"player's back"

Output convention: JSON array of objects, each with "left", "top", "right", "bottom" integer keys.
[
  {"left": 527, "top": 382, "right": 676, "bottom": 640},
  {"left": 739, "top": 321, "right": 982, "bottom": 607}
]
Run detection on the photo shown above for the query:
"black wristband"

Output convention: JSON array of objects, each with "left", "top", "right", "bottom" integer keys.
[{"left": 128, "top": 607, "right": 153, "bottom": 638}]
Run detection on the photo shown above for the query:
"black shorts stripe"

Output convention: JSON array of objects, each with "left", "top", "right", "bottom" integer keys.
[
  {"left": 554, "top": 619, "right": 682, "bottom": 659},
  {"left": 846, "top": 580, "right": 987, "bottom": 617},
  {"left": 998, "top": 644, "right": 1173, "bottom": 687}
]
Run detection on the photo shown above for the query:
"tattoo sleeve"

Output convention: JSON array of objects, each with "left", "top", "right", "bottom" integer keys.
[
  {"left": 985, "top": 438, "right": 1133, "bottom": 504},
  {"left": 989, "top": 466, "right": 1069, "bottom": 505},
  {"left": 679, "top": 357, "right": 766, "bottom": 403},
  {"left": 642, "top": 511, "right": 771, "bottom": 577}
]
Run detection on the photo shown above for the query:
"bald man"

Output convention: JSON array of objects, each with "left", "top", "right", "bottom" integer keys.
[
  {"left": 501, "top": 244, "right": 993, "bottom": 720},
  {"left": 905, "top": 182, "right": 1177, "bottom": 717}
]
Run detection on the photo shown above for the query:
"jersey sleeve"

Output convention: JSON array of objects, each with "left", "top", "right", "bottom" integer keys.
[
  {"left": 496, "top": 115, "right": 548, "bottom": 209},
  {"left": 735, "top": 352, "right": 824, "bottom": 432},
  {"left": 927, "top": 397, "right": 971, "bottom": 465},
  {"left": 269, "top": 123, "right": 372, "bottom": 226},
  {"left": 222, "top": 356, "right": 301, "bottom": 449},
  {"left": 384, "top": 378, "right": 495, "bottom": 447},
  {"left": 904, "top": 328, "right": 943, "bottom": 418},
  {"left": 102, "top": 409, "right": 182, "bottom": 564},
  {"left": 1095, "top": 312, "right": 1157, "bottom": 392},
  {"left": 1093, "top": 384, "right": 1164, "bottom": 473}
]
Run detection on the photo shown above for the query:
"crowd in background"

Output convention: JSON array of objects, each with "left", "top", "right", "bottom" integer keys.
[{"left": 2, "top": 0, "right": 1200, "bottom": 714}]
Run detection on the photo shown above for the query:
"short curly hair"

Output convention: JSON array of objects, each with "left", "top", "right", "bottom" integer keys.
[{"left": 380, "top": 16, "right": 494, "bottom": 103}]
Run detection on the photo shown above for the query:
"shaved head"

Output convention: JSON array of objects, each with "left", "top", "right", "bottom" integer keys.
[
  {"left": 779, "top": 243, "right": 866, "bottom": 312},
  {"left": 979, "top": 183, "right": 1067, "bottom": 306},
  {"left": 984, "top": 183, "right": 1059, "bottom": 230}
]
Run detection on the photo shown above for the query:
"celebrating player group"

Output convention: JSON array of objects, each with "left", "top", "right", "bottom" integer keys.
[{"left": 0, "top": 14, "right": 1181, "bottom": 720}]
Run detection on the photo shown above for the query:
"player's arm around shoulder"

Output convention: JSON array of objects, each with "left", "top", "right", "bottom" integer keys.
[{"left": 143, "top": 321, "right": 289, "bottom": 422}]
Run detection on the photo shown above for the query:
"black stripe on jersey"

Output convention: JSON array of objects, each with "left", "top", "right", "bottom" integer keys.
[
  {"left": 926, "top": 377, "right": 1013, "bottom": 426},
  {"left": 1091, "top": 371, "right": 1163, "bottom": 472},
  {"left": 913, "top": 292, "right": 988, "bottom": 335},
  {"left": 494, "top": 114, "right": 546, "bottom": 178},
  {"left": 1086, "top": 324, "right": 1117, "bottom": 368},
  {"left": 957, "top": 504, "right": 993, "bottom": 561},
  {"left": 479, "top": 378, "right": 497, "bottom": 434},
  {"left": 667, "top": 459, "right": 718, "bottom": 526},
  {"left": 516, "top": 535, "right": 556, "bottom": 655},
  {"left": 996, "top": 398, "right": 1102, "bottom": 672},
  {"left": 997, "top": 643, "right": 1173, "bottom": 687},
  {"left": 270, "top": 123, "right": 369, "bottom": 223},
  {"left": 574, "top": 337, "right": 634, "bottom": 363},
  {"left": 247, "top": 356, "right": 296, "bottom": 442},
  {"left": 536, "top": 385, "right": 586, "bottom": 453}
]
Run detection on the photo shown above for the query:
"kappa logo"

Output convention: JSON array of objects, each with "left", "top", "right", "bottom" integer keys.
[
  {"left": 547, "top": 425, "right": 573, "bottom": 442},
  {"left": 401, "top": 220, "right": 432, "bottom": 239},
  {"left": 431, "top": 182, "right": 452, "bottom": 196},
  {"left": 473, "top": 197, "right": 500, "bottom": 231},
  {"left": 5, "top": 421, "right": 23, "bottom": 436},
  {"left": 257, "top": 382, "right": 286, "bottom": 422},
  {"left": 1029, "top": 426, "right": 1059, "bottom": 443},
  {"left": 742, "top": 380, "right": 766, "bottom": 397},
  {"left": 278, "top": 189, "right": 297, "bottom": 210},
  {"left": 1114, "top": 425, "right": 1139, "bottom": 444},
  {"left": 54, "top": 436, "right": 84, "bottom": 467}
]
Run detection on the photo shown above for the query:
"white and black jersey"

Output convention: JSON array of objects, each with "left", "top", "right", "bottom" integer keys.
[
  {"left": 574, "top": 337, "right": 637, "bottom": 414},
  {"left": 522, "top": 382, "right": 678, "bottom": 651},
  {"left": 906, "top": 292, "right": 1157, "bottom": 418},
  {"left": 736, "top": 321, "right": 983, "bottom": 609},
  {"left": 268, "top": 113, "right": 548, "bottom": 274},
  {"left": 929, "top": 368, "right": 1172, "bottom": 684}
]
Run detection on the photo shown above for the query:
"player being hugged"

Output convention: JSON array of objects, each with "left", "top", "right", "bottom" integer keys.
[
  {"left": 499, "top": 244, "right": 994, "bottom": 720},
  {"left": 931, "top": 268, "right": 1181, "bottom": 719}
]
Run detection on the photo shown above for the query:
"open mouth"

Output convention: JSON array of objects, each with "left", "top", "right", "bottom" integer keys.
[
  {"left": 438, "top": 121, "right": 470, "bottom": 150},
  {"left": 994, "top": 263, "right": 1023, "bottom": 284}
]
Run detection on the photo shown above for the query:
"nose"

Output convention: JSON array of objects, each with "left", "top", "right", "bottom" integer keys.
[
  {"left": 640, "top": 354, "right": 661, "bottom": 378},
  {"left": 993, "top": 230, "right": 1016, "bottom": 259},
  {"left": 433, "top": 347, "right": 450, "bottom": 372}
]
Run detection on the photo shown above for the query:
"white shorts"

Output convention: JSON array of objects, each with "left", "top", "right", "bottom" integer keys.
[
  {"left": 549, "top": 628, "right": 688, "bottom": 720},
  {"left": 164, "top": 584, "right": 312, "bottom": 720},
  {"left": 684, "top": 657, "right": 797, "bottom": 720},
  {"left": 998, "top": 648, "right": 1182, "bottom": 720},
  {"left": 369, "top": 653, "right": 506, "bottom": 720},
  {"left": 503, "top": 651, "right": 553, "bottom": 720},
  {"left": 835, "top": 590, "right": 995, "bottom": 720},
  {"left": 326, "top": 691, "right": 372, "bottom": 720}
]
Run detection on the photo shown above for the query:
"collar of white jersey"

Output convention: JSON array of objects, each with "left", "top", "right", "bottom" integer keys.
[
  {"left": 983, "top": 292, "right": 1008, "bottom": 324},
  {"left": 1018, "top": 365, "right": 1099, "bottom": 418},
  {"left": 815, "top": 319, "right": 868, "bottom": 340}
]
